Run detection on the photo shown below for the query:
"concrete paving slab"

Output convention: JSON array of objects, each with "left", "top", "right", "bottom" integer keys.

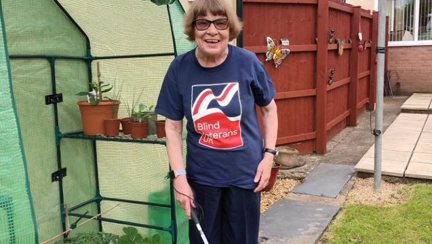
[
  {"left": 391, "top": 121, "right": 427, "bottom": 129},
  {"left": 383, "top": 131, "right": 421, "bottom": 140},
  {"left": 355, "top": 110, "right": 432, "bottom": 178},
  {"left": 259, "top": 199, "right": 340, "bottom": 244},
  {"left": 355, "top": 156, "right": 407, "bottom": 177},
  {"left": 418, "top": 132, "right": 432, "bottom": 143},
  {"left": 414, "top": 142, "right": 432, "bottom": 153},
  {"left": 410, "top": 152, "right": 432, "bottom": 164},
  {"left": 386, "top": 120, "right": 425, "bottom": 128},
  {"left": 395, "top": 116, "right": 429, "bottom": 127},
  {"left": 385, "top": 126, "right": 423, "bottom": 134},
  {"left": 424, "top": 117, "right": 432, "bottom": 132},
  {"left": 384, "top": 114, "right": 427, "bottom": 133},
  {"left": 405, "top": 162, "right": 432, "bottom": 179},
  {"left": 362, "top": 148, "right": 412, "bottom": 163},
  {"left": 383, "top": 131, "right": 421, "bottom": 139},
  {"left": 386, "top": 121, "right": 425, "bottom": 128},
  {"left": 292, "top": 163, "right": 354, "bottom": 198},
  {"left": 401, "top": 93, "right": 432, "bottom": 111},
  {"left": 382, "top": 143, "right": 415, "bottom": 152},
  {"left": 396, "top": 113, "right": 428, "bottom": 121}
]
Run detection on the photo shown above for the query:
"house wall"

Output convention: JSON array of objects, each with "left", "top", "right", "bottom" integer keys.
[
  {"left": 388, "top": 46, "right": 432, "bottom": 94},
  {"left": 345, "top": 0, "right": 377, "bottom": 11},
  {"left": 345, "top": 0, "right": 432, "bottom": 95}
]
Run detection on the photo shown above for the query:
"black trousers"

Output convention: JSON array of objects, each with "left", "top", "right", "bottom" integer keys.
[{"left": 189, "top": 182, "right": 261, "bottom": 244}]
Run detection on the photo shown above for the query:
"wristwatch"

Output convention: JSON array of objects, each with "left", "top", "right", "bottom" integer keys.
[
  {"left": 263, "top": 148, "right": 279, "bottom": 157},
  {"left": 169, "top": 169, "right": 187, "bottom": 179}
]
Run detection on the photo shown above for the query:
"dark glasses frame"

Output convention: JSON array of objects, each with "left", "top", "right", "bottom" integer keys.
[{"left": 192, "top": 18, "right": 229, "bottom": 31}]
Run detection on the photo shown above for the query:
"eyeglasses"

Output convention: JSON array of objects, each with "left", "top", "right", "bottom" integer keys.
[{"left": 192, "top": 18, "right": 229, "bottom": 31}]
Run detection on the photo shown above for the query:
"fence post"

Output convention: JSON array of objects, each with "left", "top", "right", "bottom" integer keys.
[
  {"left": 348, "top": 7, "right": 361, "bottom": 126},
  {"left": 315, "top": 0, "right": 329, "bottom": 154},
  {"left": 369, "top": 11, "right": 379, "bottom": 110}
]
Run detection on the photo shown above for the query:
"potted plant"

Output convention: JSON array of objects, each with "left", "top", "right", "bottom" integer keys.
[
  {"left": 121, "top": 88, "right": 145, "bottom": 135},
  {"left": 156, "top": 116, "right": 166, "bottom": 138},
  {"left": 104, "top": 117, "right": 121, "bottom": 137},
  {"left": 263, "top": 163, "right": 280, "bottom": 192},
  {"left": 263, "top": 147, "right": 304, "bottom": 192},
  {"left": 77, "top": 62, "right": 120, "bottom": 136},
  {"left": 104, "top": 79, "right": 123, "bottom": 137},
  {"left": 130, "top": 103, "right": 153, "bottom": 139}
]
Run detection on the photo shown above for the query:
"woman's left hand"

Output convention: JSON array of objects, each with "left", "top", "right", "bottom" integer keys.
[{"left": 253, "top": 153, "right": 274, "bottom": 192}]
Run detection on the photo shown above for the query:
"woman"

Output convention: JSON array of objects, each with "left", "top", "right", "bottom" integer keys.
[{"left": 155, "top": 0, "right": 278, "bottom": 243}]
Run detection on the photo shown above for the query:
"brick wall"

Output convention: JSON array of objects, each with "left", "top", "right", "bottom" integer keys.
[{"left": 387, "top": 46, "right": 432, "bottom": 95}]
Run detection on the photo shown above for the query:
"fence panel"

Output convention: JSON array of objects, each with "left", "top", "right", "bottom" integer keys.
[{"left": 242, "top": 0, "right": 378, "bottom": 153}]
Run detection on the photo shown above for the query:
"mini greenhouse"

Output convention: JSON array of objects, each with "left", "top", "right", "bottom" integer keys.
[
  {"left": 0, "top": 0, "right": 194, "bottom": 243},
  {"left": 1, "top": 0, "right": 380, "bottom": 242}
]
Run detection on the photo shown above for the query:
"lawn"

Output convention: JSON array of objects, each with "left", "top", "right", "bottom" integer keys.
[{"left": 323, "top": 184, "right": 432, "bottom": 244}]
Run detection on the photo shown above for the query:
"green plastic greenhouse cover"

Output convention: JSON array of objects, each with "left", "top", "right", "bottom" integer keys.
[
  {"left": 1, "top": 0, "right": 194, "bottom": 243},
  {"left": 0, "top": 1, "right": 38, "bottom": 243}
]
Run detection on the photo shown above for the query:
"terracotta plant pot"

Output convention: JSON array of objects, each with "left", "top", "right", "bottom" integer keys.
[
  {"left": 130, "top": 121, "right": 149, "bottom": 139},
  {"left": 120, "top": 118, "right": 132, "bottom": 135},
  {"left": 263, "top": 166, "right": 280, "bottom": 192},
  {"left": 104, "top": 119, "right": 120, "bottom": 137},
  {"left": 156, "top": 120, "right": 166, "bottom": 138},
  {"left": 77, "top": 100, "right": 120, "bottom": 136}
]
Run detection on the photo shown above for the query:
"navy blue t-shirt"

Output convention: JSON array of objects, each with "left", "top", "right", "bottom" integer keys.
[{"left": 156, "top": 45, "right": 275, "bottom": 189}]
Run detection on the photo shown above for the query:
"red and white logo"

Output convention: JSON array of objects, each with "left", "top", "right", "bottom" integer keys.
[{"left": 192, "top": 82, "right": 243, "bottom": 149}]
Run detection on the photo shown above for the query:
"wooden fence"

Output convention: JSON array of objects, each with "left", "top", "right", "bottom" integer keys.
[{"left": 241, "top": 0, "right": 378, "bottom": 154}]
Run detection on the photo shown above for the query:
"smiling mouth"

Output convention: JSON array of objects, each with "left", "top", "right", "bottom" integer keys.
[{"left": 205, "top": 40, "right": 220, "bottom": 43}]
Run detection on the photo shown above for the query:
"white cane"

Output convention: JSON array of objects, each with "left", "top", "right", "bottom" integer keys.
[{"left": 191, "top": 208, "right": 209, "bottom": 244}]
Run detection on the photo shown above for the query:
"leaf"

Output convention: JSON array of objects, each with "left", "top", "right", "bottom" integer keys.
[
  {"left": 101, "top": 87, "right": 113, "bottom": 93},
  {"left": 119, "top": 236, "right": 131, "bottom": 244},
  {"left": 151, "top": 234, "right": 161, "bottom": 244},
  {"left": 123, "top": 227, "right": 138, "bottom": 237},
  {"left": 76, "top": 91, "right": 89, "bottom": 96},
  {"left": 135, "top": 235, "right": 145, "bottom": 244}
]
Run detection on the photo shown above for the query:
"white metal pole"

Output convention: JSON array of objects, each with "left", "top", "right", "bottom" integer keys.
[{"left": 374, "top": 0, "right": 387, "bottom": 191}]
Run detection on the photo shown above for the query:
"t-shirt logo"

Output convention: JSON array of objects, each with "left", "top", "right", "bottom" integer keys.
[{"left": 191, "top": 82, "right": 243, "bottom": 149}]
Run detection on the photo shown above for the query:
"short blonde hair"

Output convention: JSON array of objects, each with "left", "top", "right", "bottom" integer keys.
[{"left": 184, "top": 0, "right": 242, "bottom": 42}]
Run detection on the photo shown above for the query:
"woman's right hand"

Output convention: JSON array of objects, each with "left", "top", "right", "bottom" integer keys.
[{"left": 173, "top": 176, "right": 195, "bottom": 219}]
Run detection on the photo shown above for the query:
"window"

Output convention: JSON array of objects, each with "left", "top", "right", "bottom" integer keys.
[{"left": 387, "top": 0, "right": 432, "bottom": 45}]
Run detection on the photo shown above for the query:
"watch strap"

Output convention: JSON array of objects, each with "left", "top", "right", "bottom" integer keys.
[
  {"left": 263, "top": 148, "right": 278, "bottom": 156},
  {"left": 169, "top": 169, "right": 187, "bottom": 179}
]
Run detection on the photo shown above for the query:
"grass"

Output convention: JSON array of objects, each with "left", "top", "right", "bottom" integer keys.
[{"left": 323, "top": 184, "right": 432, "bottom": 244}]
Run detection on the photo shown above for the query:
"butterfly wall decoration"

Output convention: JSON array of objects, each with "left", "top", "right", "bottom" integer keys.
[{"left": 265, "top": 37, "right": 290, "bottom": 69}]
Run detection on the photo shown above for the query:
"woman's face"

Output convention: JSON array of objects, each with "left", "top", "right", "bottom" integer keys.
[{"left": 194, "top": 12, "right": 230, "bottom": 59}]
